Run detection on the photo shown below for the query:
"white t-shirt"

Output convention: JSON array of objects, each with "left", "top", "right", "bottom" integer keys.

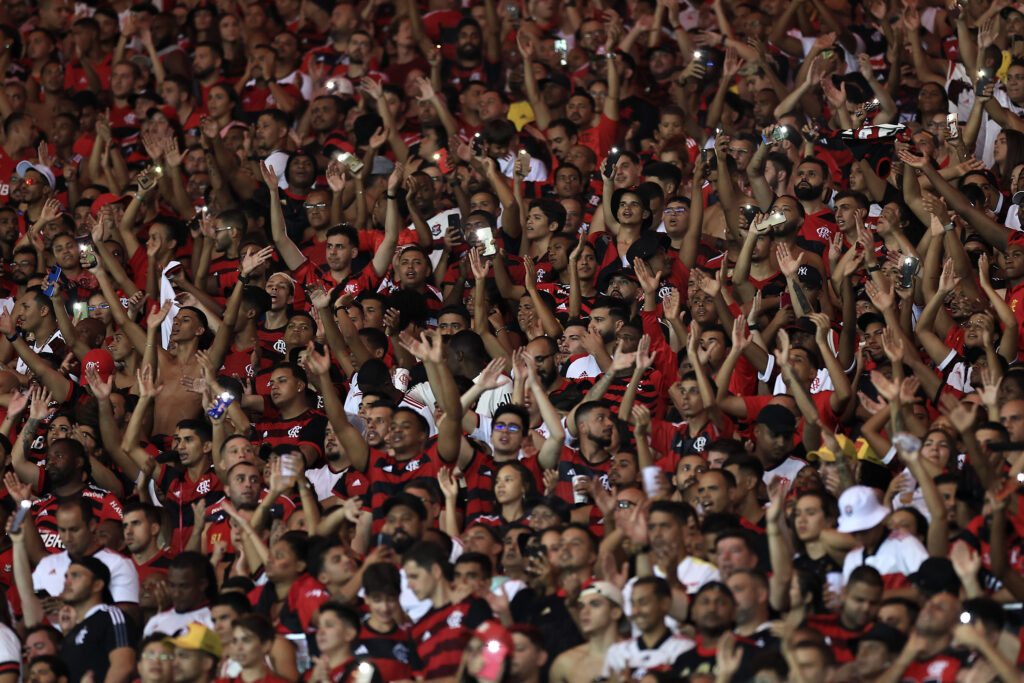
[
  {"left": 602, "top": 634, "right": 694, "bottom": 680},
  {"left": 16, "top": 329, "right": 63, "bottom": 376},
  {"left": 33, "top": 548, "right": 140, "bottom": 604},
  {"left": 566, "top": 355, "right": 602, "bottom": 380},
  {"left": 143, "top": 605, "right": 214, "bottom": 637},
  {"left": 841, "top": 529, "right": 929, "bottom": 587},
  {"left": 0, "top": 623, "right": 19, "bottom": 676}
]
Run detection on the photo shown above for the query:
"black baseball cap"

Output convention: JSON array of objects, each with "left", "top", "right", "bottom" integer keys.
[{"left": 756, "top": 405, "right": 797, "bottom": 434}]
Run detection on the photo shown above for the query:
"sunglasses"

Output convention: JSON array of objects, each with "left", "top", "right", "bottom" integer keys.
[{"left": 493, "top": 423, "right": 522, "bottom": 432}]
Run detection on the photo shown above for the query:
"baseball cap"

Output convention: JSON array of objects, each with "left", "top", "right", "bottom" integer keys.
[
  {"left": 475, "top": 620, "right": 514, "bottom": 652},
  {"left": 70, "top": 556, "right": 114, "bottom": 603},
  {"left": 852, "top": 622, "right": 907, "bottom": 654},
  {"left": 90, "top": 192, "right": 130, "bottom": 218},
  {"left": 755, "top": 404, "right": 797, "bottom": 435},
  {"left": 539, "top": 71, "right": 572, "bottom": 90},
  {"left": 796, "top": 264, "right": 823, "bottom": 289},
  {"left": 371, "top": 156, "right": 396, "bottom": 176},
  {"left": 625, "top": 231, "right": 671, "bottom": 263},
  {"left": 579, "top": 580, "right": 624, "bottom": 607},
  {"left": 80, "top": 349, "right": 115, "bottom": 387},
  {"left": 809, "top": 434, "right": 859, "bottom": 463},
  {"left": 16, "top": 161, "right": 56, "bottom": 189},
  {"left": 907, "top": 557, "right": 961, "bottom": 596},
  {"left": 784, "top": 317, "right": 817, "bottom": 336},
  {"left": 164, "top": 623, "right": 223, "bottom": 659},
  {"left": 836, "top": 485, "right": 889, "bottom": 533}
]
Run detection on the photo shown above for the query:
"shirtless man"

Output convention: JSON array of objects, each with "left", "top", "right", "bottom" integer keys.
[
  {"left": 549, "top": 582, "right": 624, "bottom": 683},
  {"left": 142, "top": 251, "right": 265, "bottom": 436}
]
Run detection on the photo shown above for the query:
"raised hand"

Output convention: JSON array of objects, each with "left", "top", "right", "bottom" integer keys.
[
  {"left": 240, "top": 246, "right": 274, "bottom": 277},
  {"left": 397, "top": 329, "right": 444, "bottom": 364},
  {"left": 774, "top": 329, "right": 792, "bottom": 368},
  {"left": 304, "top": 341, "right": 332, "bottom": 377},
  {"left": 28, "top": 385, "right": 54, "bottom": 420},
  {"left": 634, "top": 258, "right": 663, "bottom": 295},
  {"left": 880, "top": 327, "right": 905, "bottom": 362},
  {"left": 135, "top": 365, "right": 164, "bottom": 400},
  {"left": 608, "top": 340, "right": 637, "bottom": 374},
  {"left": 776, "top": 242, "right": 804, "bottom": 278},
  {"left": 388, "top": 162, "right": 404, "bottom": 192},
  {"left": 259, "top": 161, "right": 279, "bottom": 189},
  {"left": 6, "top": 390, "right": 28, "bottom": 417},
  {"left": 938, "top": 257, "right": 960, "bottom": 293},
  {"left": 469, "top": 247, "right": 490, "bottom": 280},
  {"left": 86, "top": 365, "right": 113, "bottom": 401},
  {"left": 808, "top": 311, "right": 831, "bottom": 345},
  {"left": 635, "top": 334, "right": 656, "bottom": 373},
  {"left": 147, "top": 300, "right": 173, "bottom": 329},
  {"left": 478, "top": 357, "right": 508, "bottom": 389}
]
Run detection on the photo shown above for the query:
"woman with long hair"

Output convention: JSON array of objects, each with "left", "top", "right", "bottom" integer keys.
[
  {"left": 491, "top": 462, "right": 538, "bottom": 526},
  {"left": 992, "top": 129, "right": 1024, "bottom": 192}
]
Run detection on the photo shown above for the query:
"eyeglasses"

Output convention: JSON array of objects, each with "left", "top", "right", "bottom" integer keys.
[
  {"left": 22, "top": 178, "right": 37, "bottom": 186},
  {"left": 617, "top": 500, "right": 638, "bottom": 509},
  {"left": 141, "top": 652, "right": 173, "bottom": 661},
  {"left": 493, "top": 423, "right": 522, "bottom": 432},
  {"left": 727, "top": 147, "right": 751, "bottom": 155},
  {"left": 214, "top": 226, "right": 234, "bottom": 232},
  {"left": 88, "top": 304, "right": 110, "bottom": 311},
  {"left": 304, "top": 202, "right": 328, "bottom": 209},
  {"left": 533, "top": 352, "right": 556, "bottom": 363},
  {"left": 11, "top": 260, "right": 33, "bottom": 267},
  {"left": 664, "top": 208, "right": 687, "bottom": 215}
]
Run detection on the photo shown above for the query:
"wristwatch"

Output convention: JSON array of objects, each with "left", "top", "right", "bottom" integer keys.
[
  {"left": 867, "top": 264, "right": 882, "bottom": 273},
  {"left": 942, "top": 222, "right": 955, "bottom": 232}
]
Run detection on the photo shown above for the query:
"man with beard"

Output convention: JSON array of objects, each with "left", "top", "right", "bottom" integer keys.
[
  {"left": 303, "top": 96, "right": 348, "bottom": 165},
  {"left": 301, "top": 2, "right": 359, "bottom": 74},
  {"left": 765, "top": 194, "right": 828, "bottom": 294},
  {"left": 191, "top": 42, "right": 225, "bottom": 103},
  {"left": 445, "top": 18, "right": 500, "bottom": 87},
  {"left": 12, "top": 433, "right": 122, "bottom": 555},
  {"left": 876, "top": 592, "right": 967, "bottom": 682},
  {"left": 670, "top": 582, "right": 753, "bottom": 679},
  {"left": 239, "top": 46, "right": 301, "bottom": 116},
  {"left": 547, "top": 119, "right": 578, "bottom": 163},
  {"left": 550, "top": 401, "right": 617, "bottom": 504},
  {"left": 12, "top": 162, "right": 55, "bottom": 228},
  {"left": 566, "top": 297, "right": 629, "bottom": 379},
  {"left": 549, "top": 582, "right": 625, "bottom": 683},
  {"left": 199, "top": 208, "right": 245, "bottom": 293},
  {"left": 648, "top": 373, "right": 732, "bottom": 463},
  {"left": 523, "top": 327, "right": 582, "bottom": 409},
  {"left": 253, "top": 362, "right": 329, "bottom": 465},
  {"left": 792, "top": 157, "right": 839, "bottom": 252},
  {"left": 565, "top": 83, "right": 619, "bottom": 161},
  {"left": 53, "top": 557, "right": 139, "bottom": 683},
  {"left": 122, "top": 502, "right": 172, "bottom": 583},
  {"left": 200, "top": 461, "right": 273, "bottom": 560},
  {"left": 31, "top": 498, "right": 140, "bottom": 617},
  {"left": 254, "top": 109, "right": 291, "bottom": 188},
  {"left": 603, "top": 577, "right": 694, "bottom": 680}
]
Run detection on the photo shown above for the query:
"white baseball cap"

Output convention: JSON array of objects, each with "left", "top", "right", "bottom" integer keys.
[
  {"left": 836, "top": 485, "right": 889, "bottom": 533},
  {"left": 16, "top": 161, "right": 55, "bottom": 189}
]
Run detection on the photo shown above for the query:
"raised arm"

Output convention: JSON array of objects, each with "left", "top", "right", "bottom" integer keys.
[
  {"left": 260, "top": 161, "right": 306, "bottom": 270},
  {"left": 397, "top": 330, "right": 464, "bottom": 462}
]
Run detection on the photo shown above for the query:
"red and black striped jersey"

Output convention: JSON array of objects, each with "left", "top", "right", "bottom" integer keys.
[
  {"left": 133, "top": 549, "right": 174, "bottom": 584},
  {"left": 805, "top": 613, "right": 867, "bottom": 664},
  {"left": 254, "top": 409, "right": 328, "bottom": 463},
  {"left": 33, "top": 484, "right": 124, "bottom": 553},
  {"left": 329, "top": 467, "right": 370, "bottom": 501},
  {"left": 354, "top": 620, "right": 424, "bottom": 681},
  {"left": 411, "top": 598, "right": 491, "bottom": 681},
  {"left": 152, "top": 464, "right": 224, "bottom": 555},
  {"left": 366, "top": 441, "right": 452, "bottom": 534},
  {"left": 461, "top": 450, "right": 543, "bottom": 523},
  {"left": 552, "top": 445, "right": 613, "bottom": 506},
  {"left": 900, "top": 650, "right": 967, "bottom": 682},
  {"left": 597, "top": 366, "right": 665, "bottom": 419}
]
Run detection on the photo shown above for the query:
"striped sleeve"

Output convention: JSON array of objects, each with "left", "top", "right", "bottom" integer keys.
[{"left": 105, "top": 606, "right": 131, "bottom": 649}]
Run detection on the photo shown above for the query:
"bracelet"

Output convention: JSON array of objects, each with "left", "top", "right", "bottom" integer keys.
[
  {"left": 494, "top": 326, "right": 508, "bottom": 333},
  {"left": 719, "top": 35, "right": 726, "bottom": 47},
  {"left": 748, "top": 322, "right": 761, "bottom": 332},
  {"left": 386, "top": 193, "right": 397, "bottom": 199},
  {"left": 867, "top": 264, "right": 881, "bottom": 273},
  {"left": 942, "top": 222, "right": 955, "bottom": 232},
  {"left": 5, "top": 331, "right": 18, "bottom": 342},
  {"left": 239, "top": 274, "right": 252, "bottom": 284}
]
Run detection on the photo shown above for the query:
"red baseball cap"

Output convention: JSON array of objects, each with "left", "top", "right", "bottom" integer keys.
[{"left": 80, "top": 348, "right": 114, "bottom": 387}]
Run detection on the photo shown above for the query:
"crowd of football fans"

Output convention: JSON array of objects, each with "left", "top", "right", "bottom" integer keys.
[{"left": 4, "top": 0, "right": 1024, "bottom": 680}]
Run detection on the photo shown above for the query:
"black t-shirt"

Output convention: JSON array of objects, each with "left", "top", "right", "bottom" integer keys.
[{"left": 59, "top": 604, "right": 140, "bottom": 682}]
